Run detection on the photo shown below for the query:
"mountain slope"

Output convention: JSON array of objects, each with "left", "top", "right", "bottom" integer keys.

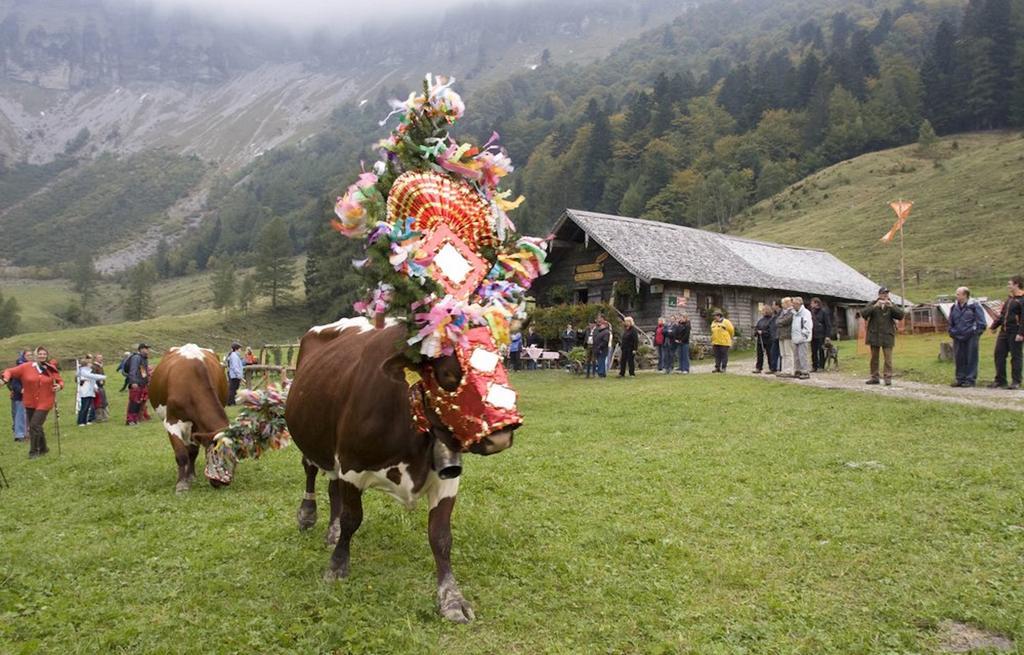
[
  {"left": 731, "top": 131, "right": 1024, "bottom": 301},
  {"left": 0, "top": 0, "right": 683, "bottom": 167}
]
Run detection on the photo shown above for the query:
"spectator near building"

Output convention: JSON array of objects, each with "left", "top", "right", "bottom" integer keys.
[
  {"left": 989, "top": 276, "right": 1024, "bottom": 390},
  {"left": 618, "top": 317, "right": 639, "bottom": 378},
  {"left": 226, "top": 342, "right": 244, "bottom": 405},
  {"left": 860, "top": 288, "right": 906, "bottom": 387},
  {"left": 947, "top": 286, "right": 987, "bottom": 388},
  {"left": 709, "top": 311, "right": 735, "bottom": 373}
]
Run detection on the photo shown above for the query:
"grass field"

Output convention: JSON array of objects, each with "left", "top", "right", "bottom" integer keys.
[
  {"left": 1, "top": 371, "right": 1021, "bottom": 653},
  {"left": 733, "top": 131, "right": 1024, "bottom": 303}
]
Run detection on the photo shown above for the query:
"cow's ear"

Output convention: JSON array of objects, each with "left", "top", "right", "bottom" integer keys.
[{"left": 380, "top": 351, "right": 415, "bottom": 386}]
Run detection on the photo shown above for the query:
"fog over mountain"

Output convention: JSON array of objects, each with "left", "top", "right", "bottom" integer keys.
[{"left": 130, "top": 0, "right": 531, "bottom": 34}]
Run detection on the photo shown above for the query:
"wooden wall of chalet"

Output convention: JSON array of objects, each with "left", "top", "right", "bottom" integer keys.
[{"left": 536, "top": 239, "right": 865, "bottom": 341}]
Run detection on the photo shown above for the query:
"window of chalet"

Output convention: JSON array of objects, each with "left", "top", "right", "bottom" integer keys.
[{"left": 696, "top": 291, "right": 722, "bottom": 318}]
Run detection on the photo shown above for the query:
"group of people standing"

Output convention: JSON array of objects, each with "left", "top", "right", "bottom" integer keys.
[
  {"left": 749, "top": 296, "right": 836, "bottom": 380},
  {"left": 949, "top": 276, "right": 1024, "bottom": 389}
]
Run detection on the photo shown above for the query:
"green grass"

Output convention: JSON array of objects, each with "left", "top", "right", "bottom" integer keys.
[
  {"left": 835, "top": 332, "right": 1003, "bottom": 386},
  {"left": 0, "top": 306, "right": 312, "bottom": 360},
  {"left": 1, "top": 372, "right": 1021, "bottom": 653},
  {"left": 733, "top": 131, "right": 1024, "bottom": 303}
]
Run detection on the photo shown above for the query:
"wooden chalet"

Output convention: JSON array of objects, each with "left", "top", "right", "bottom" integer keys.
[{"left": 535, "top": 209, "right": 894, "bottom": 341}]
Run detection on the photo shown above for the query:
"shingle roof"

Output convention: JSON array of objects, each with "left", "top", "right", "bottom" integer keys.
[{"left": 553, "top": 209, "right": 893, "bottom": 303}]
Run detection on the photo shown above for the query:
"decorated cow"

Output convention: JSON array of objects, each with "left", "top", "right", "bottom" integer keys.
[
  {"left": 150, "top": 344, "right": 290, "bottom": 493},
  {"left": 286, "top": 74, "right": 547, "bottom": 622}
]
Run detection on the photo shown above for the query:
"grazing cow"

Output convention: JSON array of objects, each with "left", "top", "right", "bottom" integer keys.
[
  {"left": 286, "top": 317, "right": 519, "bottom": 623},
  {"left": 149, "top": 344, "right": 230, "bottom": 493}
]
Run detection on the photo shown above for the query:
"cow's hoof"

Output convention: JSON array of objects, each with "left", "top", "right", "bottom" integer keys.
[
  {"left": 322, "top": 565, "right": 349, "bottom": 582},
  {"left": 297, "top": 501, "right": 318, "bottom": 531},
  {"left": 175, "top": 480, "right": 191, "bottom": 494},
  {"left": 438, "top": 583, "right": 475, "bottom": 623},
  {"left": 325, "top": 519, "right": 340, "bottom": 546}
]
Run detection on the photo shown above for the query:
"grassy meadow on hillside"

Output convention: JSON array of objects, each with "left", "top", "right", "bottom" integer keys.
[
  {"left": 0, "top": 256, "right": 306, "bottom": 335},
  {"left": 733, "top": 132, "right": 1024, "bottom": 302},
  {"left": 1, "top": 372, "right": 1022, "bottom": 653},
  {"left": 0, "top": 306, "right": 311, "bottom": 359}
]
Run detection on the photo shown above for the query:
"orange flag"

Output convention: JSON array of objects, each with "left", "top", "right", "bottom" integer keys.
[{"left": 881, "top": 200, "right": 913, "bottom": 242}]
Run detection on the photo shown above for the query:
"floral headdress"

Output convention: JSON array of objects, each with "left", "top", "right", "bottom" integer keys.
[{"left": 333, "top": 74, "right": 548, "bottom": 360}]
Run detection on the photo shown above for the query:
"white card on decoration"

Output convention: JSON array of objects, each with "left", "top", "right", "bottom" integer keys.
[
  {"left": 469, "top": 347, "right": 500, "bottom": 374},
  {"left": 434, "top": 242, "right": 472, "bottom": 284},
  {"left": 484, "top": 383, "right": 517, "bottom": 410}
]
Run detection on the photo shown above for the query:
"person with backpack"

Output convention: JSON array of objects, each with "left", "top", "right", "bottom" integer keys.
[
  {"left": 116, "top": 351, "right": 132, "bottom": 392},
  {"left": 125, "top": 343, "right": 151, "bottom": 425},
  {"left": 9, "top": 350, "right": 28, "bottom": 443}
]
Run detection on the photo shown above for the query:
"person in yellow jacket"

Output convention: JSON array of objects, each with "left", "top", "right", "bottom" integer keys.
[{"left": 710, "top": 311, "right": 735, "bottom": 373}]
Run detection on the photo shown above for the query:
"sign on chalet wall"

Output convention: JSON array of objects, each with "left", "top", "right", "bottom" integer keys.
[{"left": 574, "top": 252, "right": 609, "bottom": 283}]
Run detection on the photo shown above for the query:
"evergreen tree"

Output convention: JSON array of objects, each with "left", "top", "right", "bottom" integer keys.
[
  {"left": 71, "top": 252, "right": 97, "bottom": 309},
  {"left": 718, "top": 65, "right": 755, "bottom": 128},
  {"left": 254, "top": 217, "right": 296, "bottom": 309},
  {"left": 650, "top": 72, "right": 675, "bottom": 135},
  {"left": 154, "top": 238, "right": 172, "bottom": 278},
  {"left": 579, "top": 99, "right": 613, "bottom": 210},
  {"left": 210, "top": 259, "right": 236, "bottom": 310},
  {"left": 124, "top": 261, "right": 157, "bottom": 321},
  {"left": 830, "top": 12, "right": 852, "bottom": 51},
  {"left": 0, "top": 291, "right": 21, "bottom": 338},
  {"left": 624, "top": 91, "right": 652, "bottom": 133},
  {"left": 304, "top": 200, "right": 364, "bottom": 321},
  {"left": 964, "top": 38, "right": 1001, "bottom": 129},
  {"left": 917, "top": 119, "right": 939, "bottom": 153},
  {"left": 1009, "top": 41, "right": 1024, "bottom": 126},
  {"left": 796, "top": 53, "right": 823, "bottom": 107},
  {"left": 238, "top": 274, "right": 257, "bottom": 314},
  {"left": 920, "top": 20, "right": 960, "bottom": 133}
]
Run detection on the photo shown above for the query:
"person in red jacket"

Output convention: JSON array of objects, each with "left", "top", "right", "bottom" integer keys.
[{"left": 1, "top": 346, "right": 64, "bottom": 459}]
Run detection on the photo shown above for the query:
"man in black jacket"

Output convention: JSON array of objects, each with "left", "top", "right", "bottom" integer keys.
[
  {"left": 753, "top": 305, "right": 774, "bottom": 373},
  {"left": 989, "top": 275, "right": 1024, "bottom": 389},
  {"left": 667, "top": 315, "right": 691, "bottom": 374},
  {"left": 809, "top": 298, "right": 833, "bottom": 372},
  {"left": 592, "top": 316, "right": 612, "bottom": 378},
  {"left": 618, "top": 317, "right": 639, "bottom": 377}
]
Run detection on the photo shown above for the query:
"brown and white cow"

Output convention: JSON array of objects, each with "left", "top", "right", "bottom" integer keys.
[
  {"left": 149, "top": 344, "right": 231, "bottom": 493},
  {"left": 285, "top": 317, "right": 518, "bottom": 623}
]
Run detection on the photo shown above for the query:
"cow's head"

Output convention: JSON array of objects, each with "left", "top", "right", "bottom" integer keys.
[
  {"left": 202, "top": 431, "right": 235, "bottom": 487},
  {"left": 391, "top": 326, "right": 521, "bottom": 457}
]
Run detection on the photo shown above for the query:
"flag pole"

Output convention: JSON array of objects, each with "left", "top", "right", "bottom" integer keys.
[{"left": 899, "top": 201, "right": 910, "bottom": 333}]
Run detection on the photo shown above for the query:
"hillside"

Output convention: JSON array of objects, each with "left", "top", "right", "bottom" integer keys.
[
  {"left": 0, "top": 256, "right": 307, "bottom": 333},
  {"left": 0, "top": 305, "right": 312, "bottom": 358},
  {"left": 0, "top": 0, "right": 682, "bottom": 167},
  {"left": 731, "top": 131, "right": 1024, "bottom": 301}
]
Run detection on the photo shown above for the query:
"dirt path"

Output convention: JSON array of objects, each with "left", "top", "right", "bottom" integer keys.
[{"left": 685, "top": 362, "right": 1024, "bottom": 413}]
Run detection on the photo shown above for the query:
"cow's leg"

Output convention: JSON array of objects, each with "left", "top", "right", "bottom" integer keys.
[
  {"left": 168, "top": 434, "right": 192, "bottom": 493},
  {"left": 186, "top": 443, "right": 199, "bottom": 484},
  {"left": 296, "top": 458, "right": 319, "bottom": 531},
  {"left": 428, "top": 482, "right": 474, "bottom": 623},
  {"left": 323, "top": 480, "right": 362, "bottom": 581}
]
